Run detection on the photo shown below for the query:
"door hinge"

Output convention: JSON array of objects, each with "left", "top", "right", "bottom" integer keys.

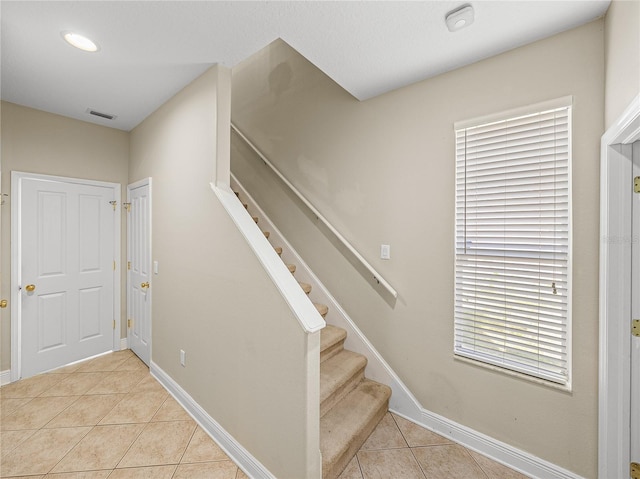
[
  {"left": 123, "top": 202, "right": 131, "bottom": 212},
  {"left": 634, "top": 177, "right": 640, "bottom": 194},
  {"left": 127, "top": 318, "right": 132, "bottom": 328},
  {"left": 631, "top": 462, "right": 640, "bottom": 479},
  {"left": 113, "top": 320, "right": 116, "bottom": 330},
  {"left": 633, "top": 319, "right": 640, "bottom": 338},
  {"left": 113, "top": 261, "right": 116, "bottom": 271},
  {"left": 109, "top": 200, "right": 117, "bottom": 211},
  {"left": 127, "top": 261, "right": 131, "bottom": 270}
]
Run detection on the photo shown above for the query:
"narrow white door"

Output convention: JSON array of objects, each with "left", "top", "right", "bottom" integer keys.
[
  {"left": 632, "top": 140, "right": 640, "bottom": 471},
  {"left": 16, "top": 174, "right": 118, "bottom": 378},
  {"left": 127, "top": 179, "right": 152, "bottom": 366}
]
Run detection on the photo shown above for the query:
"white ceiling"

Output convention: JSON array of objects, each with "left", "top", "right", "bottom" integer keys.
[{"left": 1, "top": 1, "right": 610, "bottom": 131}]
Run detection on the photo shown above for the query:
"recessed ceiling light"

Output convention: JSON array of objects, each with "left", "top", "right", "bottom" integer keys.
[
  {"left": 445, "top": 4, "right": 474, "bottom": 32},
  {"left": 62, "top": 32, "right": 99, "bottom": 52}
]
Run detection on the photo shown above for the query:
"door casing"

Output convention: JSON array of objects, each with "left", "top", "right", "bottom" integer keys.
[
  {"left": 127, "top": 177, "right": 152, "bottom": 365},
  {"left": 10, "top": 172, "right": 121, "bottom": 381},
  {"left": 599, "top": 94, "right": 640, "bottom": 478}
]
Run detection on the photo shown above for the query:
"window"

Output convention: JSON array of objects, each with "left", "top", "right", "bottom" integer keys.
[{"left": 454, "top": 97, "right": 571, "bottom": 386}]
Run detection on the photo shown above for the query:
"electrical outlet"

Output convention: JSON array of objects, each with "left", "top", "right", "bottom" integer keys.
[
  {"left": 380, "top": 244, "right": 391, "bottom": 260},
  {"left": 180, "top": 349, "right": 186, "bottom": 367}
]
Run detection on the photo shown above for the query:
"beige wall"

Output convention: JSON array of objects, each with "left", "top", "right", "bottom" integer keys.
[
  {"left": 129, "top": 65, "right": 320, "bottom": 478},
  {"left": 232, "top": 19, "right": 605, "bottom": 478},
  {"left": 605, "top": 0, "right": 640, "bottom": 129},
  {"left": 0, "top": 102, "right": 129, "bottom": 370}
]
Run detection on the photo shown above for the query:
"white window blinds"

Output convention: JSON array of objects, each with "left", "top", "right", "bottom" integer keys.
[{"left": 454, "top": 100, "right": 571, "bottom": 385}]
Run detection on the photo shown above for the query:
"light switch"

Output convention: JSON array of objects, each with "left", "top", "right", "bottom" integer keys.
[
  {"left": 380, "top": 244, "right": 391, "bottom": 260},
  {"left": 153, "top": 261, "right": 159, "bottom": 275}
]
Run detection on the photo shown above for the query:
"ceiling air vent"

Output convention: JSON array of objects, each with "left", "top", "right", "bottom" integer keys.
[{"left": 86, "top": 108, "right": 117, "bottom": 120}]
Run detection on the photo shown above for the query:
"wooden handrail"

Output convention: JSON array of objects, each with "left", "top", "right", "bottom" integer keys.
[{"left": 231, "top": 123, "right": 398, "bottom": 299}]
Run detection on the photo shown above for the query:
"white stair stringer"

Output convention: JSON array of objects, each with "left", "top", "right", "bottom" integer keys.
[{"left": 230, "top": 173, "right": 422, "bottom": 423}]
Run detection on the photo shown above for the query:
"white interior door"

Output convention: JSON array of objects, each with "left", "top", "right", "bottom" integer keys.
[
  {"left": 127, "top": 178, "right": 152, "bottom": 366},
  {"left": 14, "top": 173, "right": 119, "bottom": 379},
  {"left": 632, "top": 140, "right": 640, "bottom": 471}
]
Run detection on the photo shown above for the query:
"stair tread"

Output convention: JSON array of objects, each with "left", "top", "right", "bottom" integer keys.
[
  {"left": 320, "top": 350, "right": 367, "bottom": 405},
  {"left": 274, "top": 246, "right": 283, "bottom": 255},
  {"left": 287, "top": 264, "right": 296, "bottom": 274},
  {"left": 252, "top": 216, "right": 259, "bottom": 223},
  {"left": 263, "top": 231, "right": 270, "bottom": 238},
  {"left": 320, "top": 379, "right": 391, "bottom": 478},
  {"left": 299, "top": 282, "right": 312, "bottom": 294},
  {"left": 321, "top": 325, "right": 347, "bottom": 353},
  {"left": 314, "top": 303, "right": 329, "bottom": 317}
]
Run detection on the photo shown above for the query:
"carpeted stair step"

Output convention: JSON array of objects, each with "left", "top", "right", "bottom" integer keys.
[
  {"left": 287, "top": 264, "right": 296, "bottom": 274},
  {"left": 320, "top": 325, "right": 347, "bottom": 363},
  {"left": 320, "top": 379, "right": 392, "bottom": 479},
  {"left": 314, "top": 303, "right": 329, "bottom": 318},
  {"left": 320, "top": 350, "right": 367, "bottom": 418},
  {"left": 299, "top": 282, "right": 312, "bottom": 294}
]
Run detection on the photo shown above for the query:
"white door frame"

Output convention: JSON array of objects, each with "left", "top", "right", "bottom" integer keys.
[
  {"left": 126, "top": 177, "right": 152, "bottom": 365},
  {"left": 10, "top": 172, "right": 121, "bottom": 381},
  {"left": 599, "top": 94, "right": 640, "bottom": 478}
]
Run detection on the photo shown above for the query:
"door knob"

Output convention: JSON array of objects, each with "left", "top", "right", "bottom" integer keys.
[
  {"left": 0, "top": 300, "right": 7, "bottom": 308},
  {"left": 25, "top": 284, "right": 36, "bottom": 292},
  {"left": 140, "top": 282, "right": 149, "bottom": 289}
]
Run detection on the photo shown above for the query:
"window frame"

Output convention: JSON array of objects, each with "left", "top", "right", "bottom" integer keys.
[{"left": 453, "top": 96, "right": 573, "bottom": 389}]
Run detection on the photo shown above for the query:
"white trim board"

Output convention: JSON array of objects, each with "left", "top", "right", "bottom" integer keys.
[
  {"left": 150, "top": 362, "right": 274, "bottom": 479},
  {"left": 0, "top": 370, "right": 11, "bottom": 386},
  {"left": 599, "top": 94, "right": 640, "bottom": 479},
  {"left": 393, "top": 407, "right": 585, "bottom": 479}
]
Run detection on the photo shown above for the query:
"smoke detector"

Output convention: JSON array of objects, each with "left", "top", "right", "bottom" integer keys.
[{"left": 445, "top": 4, "right": 474, "bottom": 32}]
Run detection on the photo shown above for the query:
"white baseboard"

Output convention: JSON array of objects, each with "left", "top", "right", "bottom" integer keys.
[
  {"left": 120, "top": 337, "right": 128, "bottom": 350},
  {"left": 390, "top": 407, "right": 586, "bottom": 479},
  {"left": 150, "top": 362, "right": 275, "bottom": 479},
  {"left": 0, "top": 369, "right": 11, "bottom": 386}
]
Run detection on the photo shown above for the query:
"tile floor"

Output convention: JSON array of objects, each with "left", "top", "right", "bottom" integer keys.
[{"left": 0, "top": 350, "right": 528, "bottom": 479}]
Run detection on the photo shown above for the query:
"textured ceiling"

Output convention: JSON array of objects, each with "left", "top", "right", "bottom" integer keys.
[{"left": 1, "top": 1, "right": 610, "bottom": 131}]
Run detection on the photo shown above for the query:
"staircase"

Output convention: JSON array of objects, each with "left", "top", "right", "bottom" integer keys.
[{"left": 237, "top": 192, "right": 392, "bottom": 479}]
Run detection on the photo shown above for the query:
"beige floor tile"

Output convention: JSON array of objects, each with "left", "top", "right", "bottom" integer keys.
[
  {"left": 45, "top": 471, "right": 111, "bottom": 478},
  {"left": 0, "top": 426, "right": 90, "bottom": 476},
  {"left": 98, "top": 391, "right": 167, "bottom": 425},
  {"left": 133, "top": 376, "right": 166, "bottom": 395},
  {"left": 40, "top": 373, "right": 109, "bottom": 397},
  {"left": 392, "top": 413, "right": 453, "bottom": 447},
  {"left": 0, "top": 373, "right": 68, "bottom": 398},
  {"left": 412, "top": 444, "right": 487, "bottom": 479},
  {"left": 235, "top": 469, "right": 250, "bottom": 479},
  {"left": 172, "top": 461, "right": 238, "bottom": 479},
  {"left": 151, "top": 396, "right": 191, "bottom": 422},
  {"left": 51, "top": 424, "right": 145, "bottom": 473},
  {"left": 0, "top": 429, "right": 36, "bottom": 457},
  {"left": 85, "top": 371, "right": 147, "bottom": 395},
  {"left": 117, "top": 420, "right": 196, "bottom": 468},
  {"left": 0, "top": 398, "right": 33, "bottom": 419},
  {"left": 3, "top": 476, "right": 45, "bottom": 478},
  {"left": 357, "top": 448, "right": 426, "bottom": 479},
  {"left": 338, "top": 456, "right": 363, "bottom": 479},
  {"left": 1, "top": 396, "right": 79, "bottom": 430},
  {"left": 117, "top": 357, "right": 149, "bottom": 372},
  {"left": 181, "top": 426, "right": 229, "bottom": 464},
  {"left": 47, "top": 360, "right": 90, "bottom": 374},
  {"left": 361, "top": 413, "right": 408, "bottom": 450},
  {"left": 46, "top": 394, "right": 125, "bottom": 428},
  {"left": 75, "top": 352, "right": 132, "bottom": 373},
  {"left": 105, "top": 465, "right": 177, "bottom": 478},
  {"left": 468, "top": 450, "right": 530, "bottom": 479}
]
